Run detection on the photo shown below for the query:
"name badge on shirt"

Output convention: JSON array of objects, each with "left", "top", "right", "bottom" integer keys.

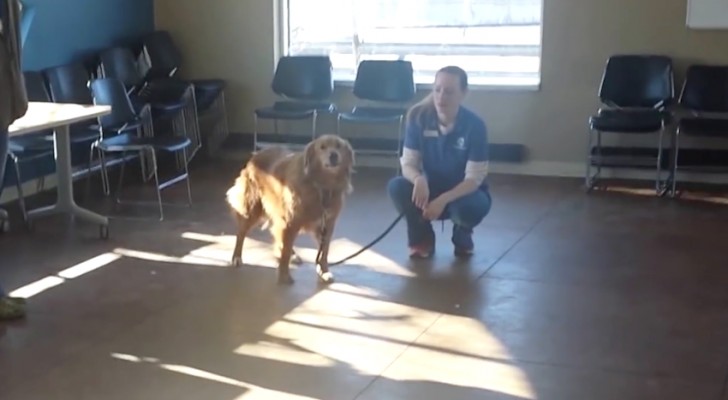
[{"left": 423, "top": 129, "right": 439, "bottom": 137}]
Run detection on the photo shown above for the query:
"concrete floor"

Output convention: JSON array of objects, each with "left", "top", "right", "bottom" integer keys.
[{"left": 1, "top": 160, "right": 728, "bottom": 400}]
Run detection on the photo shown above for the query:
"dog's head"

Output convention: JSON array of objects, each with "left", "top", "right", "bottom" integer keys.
[{"left": 304, "top": 134, "right": 355, "bottom": 178}]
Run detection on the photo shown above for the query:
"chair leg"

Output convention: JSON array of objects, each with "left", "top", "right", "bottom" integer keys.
[
  {"left": 253, "top": 113, "right": 259, "bottom": 151},
  {"left": 11, "top": 156, "right": 28, "bottom": 225},
  {"left": 655, "top": 125, "right": 666, "bottom": 195},
  {"left": 181, "top": 147, "right": 192, "bottom": 207},
  {"left": 585, "top": 128, "right": 595, "bottom": 191},
  {"left": 84, "top": 142, "right": 97, "bottom": 202},
  {"left": 99, "top": 148, "right": 111, "bottom": 196},
  {"left": 311, "top": 110, "right": 318, "bottom": 141},
  {"left": 115, "top": 151, "right": 128, "bottom": 204},
  {"left": 220, "top": 91, "right": 230, "bottom": 138},
  {"left": 150, "top": 150, "right": 164, "bottom": 221},
  {"left": 173, "top": 112, "right": 188, "bottom": 170},
  {"left": 671, "top": 130, "right": 681, "bottom": 198}
]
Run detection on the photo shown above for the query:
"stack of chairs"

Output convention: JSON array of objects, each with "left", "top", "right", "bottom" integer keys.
[{"left": 1, "top": 30, "right": 228, "bottom": 225}]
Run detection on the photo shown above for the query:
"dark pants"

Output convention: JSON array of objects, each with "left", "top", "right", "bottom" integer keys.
[{"left": 387, "top": 176, "right": 492, "bottom": 246}]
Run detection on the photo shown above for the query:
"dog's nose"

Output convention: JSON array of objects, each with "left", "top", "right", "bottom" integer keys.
[{"left": 329, "top": 152, "right": 339, "bottom": 165}]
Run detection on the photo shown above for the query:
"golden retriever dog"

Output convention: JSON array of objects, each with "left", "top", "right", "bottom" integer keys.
[{"left": 226, "top": 134, "right": 355, "bottom": 285}]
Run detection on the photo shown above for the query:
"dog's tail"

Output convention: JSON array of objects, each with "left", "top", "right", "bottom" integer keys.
[{"left": 225, "top": 169, "right": 259, "bottom": 218}]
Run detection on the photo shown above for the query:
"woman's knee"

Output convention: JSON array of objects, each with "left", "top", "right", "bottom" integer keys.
[
  {"left": 449, "top": 190, "right": 492, "bottom": 227},
  {"left": 387, "top": 176, "right": 413, "bottom": 204}
]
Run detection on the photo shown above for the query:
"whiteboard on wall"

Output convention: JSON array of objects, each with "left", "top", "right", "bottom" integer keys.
[{"left": 687, "top": 0, "right": 728, "bottom": 29}]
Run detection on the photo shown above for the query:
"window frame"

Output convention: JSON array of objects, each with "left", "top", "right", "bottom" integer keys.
[{"left": 274, "top": 0, "right": 544, "bottom": 92}]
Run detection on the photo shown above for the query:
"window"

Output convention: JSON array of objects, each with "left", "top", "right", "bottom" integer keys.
[{"left": 282, "top": 0, "right": 543, "bottom": 87}]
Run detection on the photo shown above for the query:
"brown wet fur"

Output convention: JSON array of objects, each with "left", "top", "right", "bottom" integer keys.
[{"left": 226, "top": 134, "right": 355, "bottom": 284}]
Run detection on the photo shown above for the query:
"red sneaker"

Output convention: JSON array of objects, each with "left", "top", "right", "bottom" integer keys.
[{"left": 409, "top": 230, "right": 435, "bottom": 259}]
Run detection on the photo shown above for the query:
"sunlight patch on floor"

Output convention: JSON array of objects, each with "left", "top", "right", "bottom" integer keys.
[
  {"left": 112, "top": 247, "right": 232, "bottom": 267},
  {"left": 375, "top": 314, "right": 536, "bottom": 399},
  {"left": 181, "top": 231, "right": 414, "bottom": 277},
  {"left": 111, "top": 352, "right": 318, "bottom": 399},
  {"left": 9, "top": 252, "right": 121, "bottom": 299},
  {"left": 229, "top": 283, "right": 535, "bottom": 399}
]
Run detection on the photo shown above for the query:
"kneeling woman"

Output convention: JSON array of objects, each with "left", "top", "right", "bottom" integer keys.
[{"left": 388, "top": 66, "right": 492, "bottom": 258}]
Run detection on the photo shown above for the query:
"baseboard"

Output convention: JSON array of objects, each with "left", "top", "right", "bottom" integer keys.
[
  {"left": 223, "top": 132, "right": 527, "bottom": 163},
  {"left": 218, "top": 145, "right": 728, "bottom": 187},
  {"left": 10, "top": 152, "right": 723, "bottom": 206}
]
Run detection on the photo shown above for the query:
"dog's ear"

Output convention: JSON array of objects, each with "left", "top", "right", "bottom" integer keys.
[{"left": 303, "top": 141, "right": 317, "bottom": 175}]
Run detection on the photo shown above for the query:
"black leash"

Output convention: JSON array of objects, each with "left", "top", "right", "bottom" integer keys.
[{"left": 316, "top": 212, "right": 405, "bottom": 267}]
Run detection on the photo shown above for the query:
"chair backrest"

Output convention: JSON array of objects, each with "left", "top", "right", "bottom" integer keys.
[
  {"left": 22, "top": 71, "right": 54, "bottom": 136},
  {"left": 679, "top": 65, "right": 728, "bottom": 113},
  {"left": 23, "top": 70, "right": 51, "bottom": 102},
  {"left": 99, "top": 47, "right": 144, "bottom": 89},
  {"left": 142, "top": 30, "right": 182, "bottom": 79},
  {"left": 44, "top": 62, "right": 94, "bottom": 104},
  {"left": 352, "top": 60, "right": 415, "bottom": 103},
  {"left": 271, "top": 55, "right": 333, "bottom": 101},
  {"left": 89, "top": 78, "right": 138, "bottom": 130},
  {"left": 598, "top": 55, "right": 674, "bottom": 108}
]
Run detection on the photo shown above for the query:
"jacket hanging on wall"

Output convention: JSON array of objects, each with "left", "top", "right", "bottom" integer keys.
[{"left": 0, "top": 0, "right": 27, "bottom": 131}]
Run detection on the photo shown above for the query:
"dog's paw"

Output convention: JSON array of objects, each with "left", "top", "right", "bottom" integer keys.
[
  {"left": 231, "top": 256, "right": 243, "bottom": 267},
  {"left": 277, "top": 273, "right": 295, "bottom": 285},
  {"left": 316, "top": 265, "right": 335, "bottom": 284},
  {"left": 291, "top": 252, "right": 303, "bottom": 265}
]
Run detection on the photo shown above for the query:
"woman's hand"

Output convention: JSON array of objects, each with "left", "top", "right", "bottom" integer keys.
[
  {"left": 412, "top": 176, "right": 430, "bottom": 210},
  {"left": 423, "top": 196, "right": 448, "bottom": 221}
]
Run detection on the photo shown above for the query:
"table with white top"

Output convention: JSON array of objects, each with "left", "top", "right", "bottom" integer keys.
[{"left": 5, "top": 102, "right": 112, "bottom": 238}]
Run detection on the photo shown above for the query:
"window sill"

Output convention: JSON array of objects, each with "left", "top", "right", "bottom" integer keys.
[{"left": 333, "top": 80, "right": 541, "bottom": 92}]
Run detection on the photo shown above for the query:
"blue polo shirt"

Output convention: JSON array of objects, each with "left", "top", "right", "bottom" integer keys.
[{"left": 403, "top": 106, "right": 489, "bottom": 195}]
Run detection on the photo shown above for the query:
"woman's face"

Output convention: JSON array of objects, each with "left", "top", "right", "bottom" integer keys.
[{"left": 433, "top": 72, "right": 466, "bottom": 117}]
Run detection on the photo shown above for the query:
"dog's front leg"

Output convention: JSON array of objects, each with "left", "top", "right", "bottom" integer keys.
[
  {"left": 274, "top": 225, "right": 298, "bottom": 285},
  {"left": 315, "top": 220, "right": 336, "bottom": 284}
]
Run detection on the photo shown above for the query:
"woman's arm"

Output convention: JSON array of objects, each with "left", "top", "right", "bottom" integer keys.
[
  {"left": 400, "top": 122, "right": 425, "bottom": 183},
  {"left": 435, "top": 121, "right": 489, "bottom": 204}
]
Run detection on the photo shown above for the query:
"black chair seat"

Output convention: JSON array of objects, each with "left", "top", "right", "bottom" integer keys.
[
  {"left": 131, "top": 93, "right": 187, "bottom": 119},
  {"left": 135, "top": 79, "right": 190, "bottom": 114},
  {"left": 192, "top": 79, "right": 225, "bottom": 93},
  {"left": 678, "top": 117, "right": 728, "bottom": 137},
  {"left": 9, "top": 135, "right": 53, "bottom": 152},
  {"left": 339, "top": 106, "right": 406, "bottom": 123},
  {"left": 148, "top": 77, "right": 222, "bottom": 112},
  {"left": 98, "top": 133, "right": 191, "bottom": 152},
  {"left": 103, "top": 118, "right": 144, "bottom": 135},
  {"left": 255, "top": 101, "right": 336, "bottom": 120},
  {"left": 589, "top": 109, "right": 668, "bottom": 133},
  {"left": 69, "top": 126, "right": 101, "bottom": 143},
  {"left": 194, "top": 87, "right": 221, "bottom": 111}
]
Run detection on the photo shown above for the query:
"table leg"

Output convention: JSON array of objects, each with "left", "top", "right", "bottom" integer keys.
[{"left": 26, "top": 125, "right": 109, "bottom": 231}]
